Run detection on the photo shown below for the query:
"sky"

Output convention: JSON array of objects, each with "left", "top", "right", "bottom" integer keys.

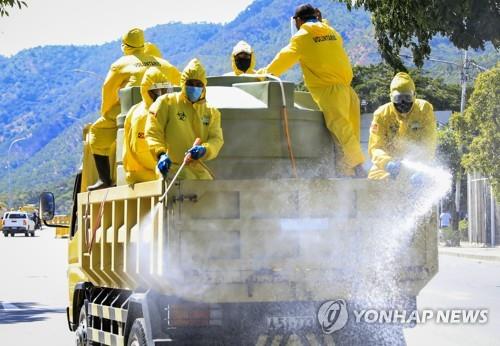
[{"left": 0, "top": 0, "right": 254, "bottom": 56}]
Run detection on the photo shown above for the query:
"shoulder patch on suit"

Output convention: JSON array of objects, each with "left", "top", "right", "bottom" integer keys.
[{"left": 202, "top": 115, "right": 210, "bottom": 126}]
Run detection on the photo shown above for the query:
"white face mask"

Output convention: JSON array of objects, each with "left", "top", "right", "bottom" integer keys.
[{"left": 290, "top": 17, "right": 298, "bottom": 37}]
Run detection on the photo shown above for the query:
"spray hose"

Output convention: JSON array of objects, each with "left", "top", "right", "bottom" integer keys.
[
  {"left": 159, "top": 138, "right": 201, "bottom": 202},
  {"left": 242, "top": 73, "right": 298, "bottom": 178},
  {"left": 84, "top": 188, "right": 109, "bottom": 254}
]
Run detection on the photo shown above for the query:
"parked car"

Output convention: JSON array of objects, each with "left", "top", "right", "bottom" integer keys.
[{"left": 2, "top": 211, "right": 36, "bottom": 237}]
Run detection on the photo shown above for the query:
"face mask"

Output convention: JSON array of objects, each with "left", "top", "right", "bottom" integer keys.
[
  {"left": 235, "top": 57, "right": 251, "bottom": 72},
  {"left": 394, "top": 101, "right": 413, "bottom": 114},
  {"left": 186, "top": 86, "right": 203, "bottom": 103}
]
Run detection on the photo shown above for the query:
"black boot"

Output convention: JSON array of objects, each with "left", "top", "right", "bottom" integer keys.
[{"left": 88, "top": 154, "right": 112, "bottom": 191}]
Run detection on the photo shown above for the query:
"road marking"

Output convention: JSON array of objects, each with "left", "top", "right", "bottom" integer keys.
[
  {"left": 0, "top": 302, "right": 21, "bottom": 311},
  {"left": 0, "top": 302, "right": 65, "bottom": 312}
]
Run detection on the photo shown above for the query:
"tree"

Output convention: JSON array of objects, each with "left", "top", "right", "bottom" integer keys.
[
  {"left": 459, "top": 63, "right": 500, "bottom": 200},
  {"left": 338, "top": 0, "right": 500, "bottom": 70},
  {"left": 0, "top": 0, "right": 27, "bottom": 16},
  {"left": 350, "top": 63, "right": 462, "bottom": 112},
  {"left": 437, "top": 115, "right": 464, "bottom": 246}
]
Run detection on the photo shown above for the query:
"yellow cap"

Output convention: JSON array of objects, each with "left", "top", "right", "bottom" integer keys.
[
  {"left": 390, "top": 72, "right": 415, "bottom": 93},
  {"left": 144, "top": 42, "right": 163, "bottom": 58},
  {"left": 122, "top": 28, "right": 144, "bottom": 49}
]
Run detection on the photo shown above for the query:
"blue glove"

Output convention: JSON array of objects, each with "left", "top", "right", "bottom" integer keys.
[
  {"left": 187, "top": 145, "right": 206, "bottom": 160},
  {"left": 157, "top": 153, "right": 172, "bottom": 177},
  {"left": 410, "top": 172, "right": 425, "bottom": 188},
  {"left": 385, "top": 160, "right": 401, "bottom": 178}
]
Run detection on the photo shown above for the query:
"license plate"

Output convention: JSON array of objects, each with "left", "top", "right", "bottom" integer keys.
[{"left": 266, "top": 316, "right": 315, "bottom": 332}]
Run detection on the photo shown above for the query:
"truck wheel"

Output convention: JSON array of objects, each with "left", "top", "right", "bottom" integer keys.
[
  {"left": 25, "top": 232, "right": 29, "bottom": 237},
  {"left": 75, "top": 305, "right": 95, "bottom": 346},
  {"left": 3, "top": 232, "right": 7, "bottom": 237},
  {"left": 127, "top": 318, "right": 147, "bottom": 346},
  {"left": 9, "top": 232, "right": 14, "bottom": 237},
  {"left": 30, "top": 232, "right": 35, "bottom": 237}
]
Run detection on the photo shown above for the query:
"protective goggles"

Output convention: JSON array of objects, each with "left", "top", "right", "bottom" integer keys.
[
  {"left": 148, "top": 83, "right": 174, "bottom": 98},
  {"left": 391, "top": 92, "right": 414, "bottom": 104}
]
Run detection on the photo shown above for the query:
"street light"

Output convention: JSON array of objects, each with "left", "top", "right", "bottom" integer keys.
[{"left": 8, "top": 133, "right": 32, "bottom": 209}]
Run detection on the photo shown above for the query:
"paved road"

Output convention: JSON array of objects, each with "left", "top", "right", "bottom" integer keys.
[
  {"left": 0, "top": 227, "right": 73, "bottom": 346},
  {"left": 0, "top": 228, "right": 499, "bottom": 346},
  {"left": 404, "top": 255, "right": 500, "bottom": 346}
]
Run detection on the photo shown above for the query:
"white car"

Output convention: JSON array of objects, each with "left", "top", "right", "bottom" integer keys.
[{"left": 2, "top": 211, "right": 36, "bottom": 237}]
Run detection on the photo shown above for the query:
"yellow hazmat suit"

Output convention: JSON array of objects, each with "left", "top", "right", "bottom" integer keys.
[
  {"left": 144, "top": 42, "right": 163, "bottom": 58},
  {"left": 123, "top": 67, "right": 176, "bottom": 184},
  {"left": 229, "top": 40, "right": 257, "bottom": 76},
  {"left": 89, "top": 29, "right": 181, "bottom": 156},
  {"left": 368, "top": 73, "right": 437, "bottom": 180},
  {"left": 145, "top": 59, "right": 224, "bottom": 180},
  {"left": 260, "top": 20, "right": 364, "bottom": 174}
]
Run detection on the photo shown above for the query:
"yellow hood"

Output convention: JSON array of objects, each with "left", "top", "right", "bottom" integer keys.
[
  {"left": 231, "top": 40, "right": 256, "bottom": 75},
  {"left": 180, "top": 58, "right": 207, "bottom": 103},
  {"left": 390, "top": 72, "right": 416, "bottom": 94},
  {"left": 140, "top": 67, "right": 171, "bottom": 108},
  {"left": 144, "top": 42, "right": 163, "bottom": 58}
]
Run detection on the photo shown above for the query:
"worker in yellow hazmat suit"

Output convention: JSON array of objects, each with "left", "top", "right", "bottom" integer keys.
[
  {"left": 259, "top": 4, "right": 365, "bottom": 177},
  {"left": 226, "top": 40, "right": 257, "bottom": 76},
  {"left": 88, "top": 28, "right": 181, "bottom": 190},
  {"left": 123, "top": 67, "right": 175, "bottom": 184},
  {"left": 145, "top": 58, "right": 224, "bottom": 180},
  {"left": 368, "top": 72, "right": 437, "bottom": 180}
]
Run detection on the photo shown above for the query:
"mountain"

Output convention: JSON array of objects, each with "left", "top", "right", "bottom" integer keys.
[{"left": 0, "top": 0, "right": 497, "bottom": 211}]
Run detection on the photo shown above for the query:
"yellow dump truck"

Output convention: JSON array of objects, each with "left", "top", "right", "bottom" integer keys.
[{"left": 41, "top": 76, "right": 438, "bottom": 345}]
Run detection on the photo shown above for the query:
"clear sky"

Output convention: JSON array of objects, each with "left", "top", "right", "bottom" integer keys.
[{"left": 0, "top": 0, "right": 254, "bottom": 56}]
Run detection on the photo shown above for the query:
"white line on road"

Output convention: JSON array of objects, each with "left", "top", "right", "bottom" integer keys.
[{"left": 0, "top": 302, "right": 21, "bottom": 311}]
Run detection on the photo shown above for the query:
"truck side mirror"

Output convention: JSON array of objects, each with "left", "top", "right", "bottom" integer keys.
[{"left": 40, "top": 192, "right": 55, "bottom": 221}]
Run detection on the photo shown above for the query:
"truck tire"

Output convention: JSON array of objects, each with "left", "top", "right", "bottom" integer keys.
[
  {"left": 127, "top": 318, "right": 147, "bottom": 346},
  {"left": 25, "top": 232, "right": 29, "bottom": 237},
  {"left": 3, "top": 232, "right": 7, "bottom": 237},
  {"left": 30, "top": 232, "right": 35, "bottom": 237},
  {"left": 9, "top": 232, "right": 14, "bottom": 237},
  {"left": 75, "top": 305, "right": 95, "bottom": 346}
]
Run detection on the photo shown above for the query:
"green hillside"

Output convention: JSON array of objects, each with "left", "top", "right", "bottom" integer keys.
[{"left": 0, "top": 0, "right": 497, "bottom": 212}]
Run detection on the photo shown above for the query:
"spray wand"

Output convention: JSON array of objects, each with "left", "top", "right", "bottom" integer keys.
[{"left": 159, "top": 138, "right": 201, "bottom": 202}]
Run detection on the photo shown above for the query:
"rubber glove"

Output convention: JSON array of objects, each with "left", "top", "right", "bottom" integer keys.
[
  {"left": 385, "top": 160, "right": 401, "bottom": 178},
  {"left": 410, "top": 172, "right": 425, "bottom": 188},
  {"left": 187, "top": 145, "right": 206, "bottom": 160},
  {"left": 157, "top": 153, "right": 172, "bottom": 177}
]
